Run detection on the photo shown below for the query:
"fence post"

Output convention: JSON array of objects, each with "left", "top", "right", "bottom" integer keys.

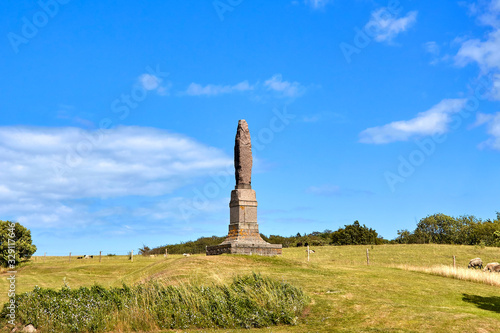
[
  {"left": 366, "top": 249, "right": 370, "bottom": 265},
  {"left": 69, "top": 252, "right": 71, "bottom": 263},
  {"left": 165, "top": 248, "right": 168, "bottom": 258},
  {"left": 131, "top": 250, "right": 134, "bottom": 262},
  {"left": 44, "top": 252, "right": 46, "bottom": 262},
  {"left": 99, "top": 251, "right": 102, "bottom": 263},
  {"left": 307, "top": 245, "right": 310, "bottom": 262},
  {"left": 453, "top": 255, "right": 456, "bottom": 269}
]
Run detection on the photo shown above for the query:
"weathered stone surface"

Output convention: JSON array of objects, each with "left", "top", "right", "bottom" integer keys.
[
  {"left": 207, "top": 120, "right": 282, "bottom": 256},
  {"left": 22, "top": 325, "right": 36, "bottom": 333},
  {"left": 234, "top": 119, "right": 252, "bottom": 189},
  {"left": 206, "top": 243, "right": 282, "bottom": 256}
]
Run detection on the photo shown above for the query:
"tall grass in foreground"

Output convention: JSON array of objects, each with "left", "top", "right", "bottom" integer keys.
[
  {"left": 394, "top": 264, "right": 500, "bottom": 287},
  {"left": 1, "top": 273, "right": 308, "bottom": 333}
]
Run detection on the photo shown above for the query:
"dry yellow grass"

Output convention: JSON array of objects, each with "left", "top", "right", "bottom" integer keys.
[{"left": 393, "top": 264, "right": 500, "bottom": 287}]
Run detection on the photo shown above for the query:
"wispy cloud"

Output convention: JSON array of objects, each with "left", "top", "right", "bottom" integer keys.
[
  {"left": 302, "top": 115, "right": 321, "bottom": 123},
  {"left": 455, "top": 1, "right": 500, "bottom": 99},
  {"left": 138, "top": 74, "right": 171, "bottom": 96},
  {"left": 183, "top": 74, "right": 306, "bottom": 99},
  {"left": 264, "top": 74, "right": 305, "bottom": 98},
  {"left": 0, "top": 126, "right": 232, "bottom": 228},
  {"left": 304, "top": 0, "right": 331, "bottom": 10},
  {"left": 184, "top": 80, "right": 253, "bottom": 96},
  {"left": 423, "top": 41, "right": 446, "bottom": 65},
  {"left": 424, "top": 41, "right": 440, "bottom": 55},
  {"left": 359, "top": 99, "right": 467, "bottom": 144},
  {"left": 474, "top": 112, "right": 500, "bottom": 150},
  {"left": 455, "top": 30, "right": 500, "bottom": 71},
  {"left": 365, "top": 8, "right": 417, "bottom": 43}
]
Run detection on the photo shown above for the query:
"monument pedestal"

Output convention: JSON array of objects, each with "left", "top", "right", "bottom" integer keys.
[{"left": 206, "top": 188, "right": 282, "bottom": 256}]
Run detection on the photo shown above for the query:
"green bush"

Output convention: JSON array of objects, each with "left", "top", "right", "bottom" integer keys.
[{"left": 1, "top": 273, "right": 308, "bottom": 332}]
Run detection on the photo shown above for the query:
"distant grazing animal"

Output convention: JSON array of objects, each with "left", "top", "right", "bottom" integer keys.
[
  {"left": 149, "top": 254, "right": 157, "bottom": 258},
  {"left": 77, "top": 256, "right": 83, "bottom": 259},
  {"left": 468, "top": 258, "right": 483, "bottom": 269},
  {"left": 491, "top": 264, "right": 500, "bottom": 273},
  {"left": 306, "top": 249, "right": 315, "bottom": 253},
  {"left": 483, "top": 262, "right": 500, "bottom": 272},
  {"left": 183, "top": 253, "right": 191, "bottom": 257}
]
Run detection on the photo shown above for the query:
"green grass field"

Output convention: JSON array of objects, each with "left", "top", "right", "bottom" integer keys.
[{"left": 2, "top": 244, "right": 500, "bottom": 332}]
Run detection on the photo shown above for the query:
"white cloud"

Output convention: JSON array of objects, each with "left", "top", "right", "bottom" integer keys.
[
  {"left": 455, "top": 1, "right": 500, "bottom": 100},
  {"left": 424, "top": 41, "right": 440, "bottom": 55},
  {"left": 184, "top": 75, "right": 305, "bottom": 99},
  {"left": 456, "top": 30, "right": 500, "bottom": 71},
  {"left": 0, "top": 126, "right": 232, "bottom": 228},
  {"left": 305, "top": 0, "right": 330, "bottom": 10},
  {"left": 184, "top": 80, "right": 253, "bottom": 96},
  {"left": 302, "top": 115, "right": 321, "bottom": 123},
  {"left": 359, "top": 99, "right": 467, "bottom": 144},
  {"left": 264, "top": 74, "right": 305, "bottom": 98},
  {"left": 475, "top": 112, "right": 500, "bottom": 149},
  {"left": 423, "top": 41, "right": 447, "bottom": 65},
  {"left": 365, "top": 9, "right": 417, "bottom": 43},
  {"left": 139, "top": 74, "right": 161, "bottom": 90},
  {"left": 138, "top": 74, "right": 171, "bottom": 96},
  {"left": 474, "top": 0, "right": 500, "bottom": 27}
]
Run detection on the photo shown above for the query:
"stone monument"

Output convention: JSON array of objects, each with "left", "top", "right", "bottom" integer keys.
[{"left": 206, "top": 120, "right": 282, "bottom": 256}]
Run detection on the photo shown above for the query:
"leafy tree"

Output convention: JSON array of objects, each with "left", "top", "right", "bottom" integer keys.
[
  {"left": 0, "top": 221, "right": 37, "bottom": 268},
  {"left": 399, "top": 213, "right": 500, "bottom": 246},
  {"left": 396, "top": 229, "right": 411, "bottom": 244},
  {"left": 414, "top": 213, "right": 458, "bottom": 244},
  {"left": 330, "top": 220, "right": 380, "bottom": 245},
  {"left": 138, "top": 244, "right": 151, "bottom": 256}
]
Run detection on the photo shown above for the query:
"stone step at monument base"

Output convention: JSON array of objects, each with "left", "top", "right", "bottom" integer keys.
[{"left": 206, "top": 242, "right": 282, "bottom": 256}]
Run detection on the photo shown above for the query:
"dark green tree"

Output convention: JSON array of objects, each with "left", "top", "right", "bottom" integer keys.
[
  {"left": 396, "top": 229, "right": 411, "bottom": 244},
  {"left": 330, "top": 221, "right": 380, "bottom": 245},
  {"left": 414, "top": 213, "right": 458, "bottom": 244}
]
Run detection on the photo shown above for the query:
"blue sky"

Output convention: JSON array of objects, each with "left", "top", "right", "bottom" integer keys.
[{"left": 1, "top": 0, "right": 500, "bottom": 255}]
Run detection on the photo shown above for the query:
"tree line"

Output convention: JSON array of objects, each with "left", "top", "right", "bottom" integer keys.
[
  {"left": 3, "top": 212, "right": 500, "bottom": 267},
  {"left": 142, "top": 213, "right": 500, "bottom": 255},
  {"left": 141, "top": 220, "right": 386, "bottom": 255},
  {"left": 396, "top": 212, "right": 500, "bottom": 246}
]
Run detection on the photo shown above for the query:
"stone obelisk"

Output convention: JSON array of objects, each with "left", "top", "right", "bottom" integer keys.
[{"left": 206, "top": 120, "right": 282, "bottom": 256}]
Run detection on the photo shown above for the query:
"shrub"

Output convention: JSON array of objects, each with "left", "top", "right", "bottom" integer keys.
[{"left": 1, "top": 273, "right": 308, "bottom": 332}]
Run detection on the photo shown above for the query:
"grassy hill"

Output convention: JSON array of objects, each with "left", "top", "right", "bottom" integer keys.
[{"left": 2, "top": 244, "right": 500, "bottom": 332}]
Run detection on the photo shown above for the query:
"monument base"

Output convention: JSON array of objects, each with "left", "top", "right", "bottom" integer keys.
[
  {"left": 206, "top": 242, "right": 282, "bottom": 256},
  {"left": 206, "top": 187, "right": 282, "bottom": 257}
]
